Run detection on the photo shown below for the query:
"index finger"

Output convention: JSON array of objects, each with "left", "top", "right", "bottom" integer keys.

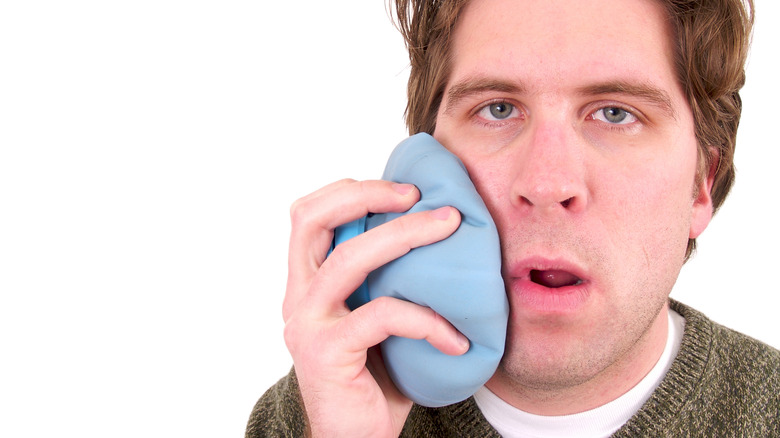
[
  {"left": 284, "top": 179, "right": 420, "bottom": 319},
  {"left": 305, "top": 206, "right": 461, "bottom": 316}
]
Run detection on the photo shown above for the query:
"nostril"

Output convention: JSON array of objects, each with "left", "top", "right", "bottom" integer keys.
[{"left": 560, "top": 197, "right": 573, "bottom": 209}]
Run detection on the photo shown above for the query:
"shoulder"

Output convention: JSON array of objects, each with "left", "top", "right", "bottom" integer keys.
[
  {"left": 245, "top": 369, "right": 307, "bottom": 438},
  {"left": 710, "top": 317, "right": 780, "bottom": 375},
  {"left": 673, "top": 300, "right": 779, "bottom": 433},
  {"left": 673, "top": 300, "right": 780, "bottom": 385},
  {"left": 619, "top": 301, "right": 779, "bottom": 436}
]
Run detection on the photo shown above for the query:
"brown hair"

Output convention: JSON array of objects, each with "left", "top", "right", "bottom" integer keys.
[{"left": 391, "top": 0, "right": 754, "bottom": 259}]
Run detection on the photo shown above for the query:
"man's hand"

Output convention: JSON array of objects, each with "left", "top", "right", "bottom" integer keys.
[{"left": 282, "top": 179, "right": 468, "bottom": 437}]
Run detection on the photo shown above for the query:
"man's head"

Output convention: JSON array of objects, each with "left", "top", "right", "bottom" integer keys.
[
  {"left": 391, "top": 0, "right": 753, "bottom": 413},
  {"left": 394, "top": 0, "right": 753, "bottom": 258}
]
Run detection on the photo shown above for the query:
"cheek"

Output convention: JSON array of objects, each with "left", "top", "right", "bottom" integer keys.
[
  {"left": 459, "top": 159, "right": 513, "bottom": 222},
  {"left": 600, "top": 158, "right": 696, "bottom": 272}
]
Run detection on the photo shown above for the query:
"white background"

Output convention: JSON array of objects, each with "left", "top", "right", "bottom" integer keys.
[{"left": 1, "top": 1, "right": 778, "bottom": 436}]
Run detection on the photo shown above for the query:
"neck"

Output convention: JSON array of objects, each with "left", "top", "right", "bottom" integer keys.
[{"left": 486, "top": 304, "right": 670, "bottom": 416}]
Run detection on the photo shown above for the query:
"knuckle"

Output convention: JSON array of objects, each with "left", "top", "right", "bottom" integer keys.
[
  {"left": 326, "top": 243, "right": 371, "bottom": 281},
  {"left": 336, "top": 177, "right": 357, "bottom": 185},
  {"left": 282, "top": 318, "right": 301, "bottom": 353},
  {"left": 284, "top": 316, "right": 323, "bottom": 361},
  {"left": 426, "top": 308, "right": 451, "bottom": 339},
  {"left": 362, "top": 296, "right": 396, "bottom": 340},
  {"left": 324, "top": 244, "right": 351, "bottom": 271},
  {"left": 426, "top": 307, "right": 443, "bottom": 327},
  {"left": 389, "top": 215, "right": 414, "bottom": 239},
  {"left": 388, "top": 217, "right": 418, "bottom": 251},
  {"left": 281, "top": 296, "right": 296, "bottom": 322},
  {"left": 370, "top": 296, "right": 395, "bottom": 318},
  {"left": 289, "top": 178, "right": 359, "bottom": 226},
  {"left": 355, "top": 179, "right": 373, "bottom": 197},
  {"left": 289, "top": 197, "right": 311, "bottom": 226}
]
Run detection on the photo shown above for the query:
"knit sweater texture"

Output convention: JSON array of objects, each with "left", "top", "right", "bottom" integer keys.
[{"left": 245, "top": 300, "right": 780, "bottom": 437}]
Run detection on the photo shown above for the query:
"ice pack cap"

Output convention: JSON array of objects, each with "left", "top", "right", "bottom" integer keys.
[{"left": 332, "top": 133, "right": 508, "bottom": 407}]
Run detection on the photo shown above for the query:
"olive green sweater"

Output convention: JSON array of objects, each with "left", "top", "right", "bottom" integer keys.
[{"left": 246, "top": 301, "right": 780, "bottom": 437}]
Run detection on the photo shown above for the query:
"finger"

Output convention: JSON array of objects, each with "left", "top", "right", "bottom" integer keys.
[
  {"left": 284, "top": 180, "right": 420, "bottom": 319},
  {"left": 308, "top": 206, "right": 461, "bottom": 313},
  {"left": 290, "top": 179, "right": 419, "bottom": 241},
  {"left": 288, "top": 180, "right": 419, "bottom": 272},
  {"left": 336, "top": 296, "right": 470, "bottom": 358}
]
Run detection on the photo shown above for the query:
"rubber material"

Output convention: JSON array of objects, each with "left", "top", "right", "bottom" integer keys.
[{"left": 331, "top": 133, "right": 508, "bottom": 407}]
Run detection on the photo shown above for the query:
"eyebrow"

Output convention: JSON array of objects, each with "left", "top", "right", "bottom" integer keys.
[
  {"left": 443, "top": 78, "right": 526, "bottom": 115},
  {"left": 577, "top": 81, "right": 678, "bottom": 120}
]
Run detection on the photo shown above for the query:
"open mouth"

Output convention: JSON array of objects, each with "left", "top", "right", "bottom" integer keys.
[{"left": 529, "top": 269, "right": 583, "bottom": 288}]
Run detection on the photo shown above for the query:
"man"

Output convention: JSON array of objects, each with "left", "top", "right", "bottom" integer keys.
[{"left": 248, "top": 0, "right": 779, "bottom": 436}]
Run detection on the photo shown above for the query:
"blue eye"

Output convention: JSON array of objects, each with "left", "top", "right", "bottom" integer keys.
[
  {"left": 478, "top": 102, "right": 518, "bottom": 121},
  {"left": 593, "top": 107, "right": 637, "bottom": 124},
  {"left": 489, "top": 102, "right": 514, "bottom": 119}
]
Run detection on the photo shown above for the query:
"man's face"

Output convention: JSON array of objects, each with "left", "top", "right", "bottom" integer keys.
[{"left": 433, "top": 0, "right": 714, "bottom": 402}]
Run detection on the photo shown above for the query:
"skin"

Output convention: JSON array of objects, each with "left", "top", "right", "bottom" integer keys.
[
  {"left": 433, "top": 0, "right": 715, "bottom": 414},
  {"left": 282, "top": 0, "right": 715, "bottom": 435},
  {"left": 284, "top": 180, "right": 465, "bottom": 437}
]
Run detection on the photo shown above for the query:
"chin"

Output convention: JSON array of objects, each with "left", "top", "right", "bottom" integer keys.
[{"left": 496, "top": 336, "right": 607, "bottom": 391}]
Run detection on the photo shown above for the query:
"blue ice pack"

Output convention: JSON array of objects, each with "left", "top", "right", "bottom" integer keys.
[{"left": 332, "top": 133, "right": 508, "bottom": 407}]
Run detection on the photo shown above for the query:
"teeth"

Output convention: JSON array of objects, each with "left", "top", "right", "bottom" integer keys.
[{"left": 530, "top": 269, "right": 582, "bottom": 288}]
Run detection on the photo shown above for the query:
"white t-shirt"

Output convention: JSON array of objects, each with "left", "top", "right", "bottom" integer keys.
[{"left": 474, "top": 310, "right": 685, "bottom": 438}]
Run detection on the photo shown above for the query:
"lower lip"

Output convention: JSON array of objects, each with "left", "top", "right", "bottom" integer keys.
[{"left": 508, "top": 277, "right": 590, "bottom": 315}]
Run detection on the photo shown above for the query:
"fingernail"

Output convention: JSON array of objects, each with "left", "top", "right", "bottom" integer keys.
[
  {"left": 392, "top": 183, "right": 415, "bottom": 195},
  {"left": 430, "top": 206, "right": 452, "bottom": 220},
  {"left": 457, "top": 333, "right": 470, "bottom": 352}
]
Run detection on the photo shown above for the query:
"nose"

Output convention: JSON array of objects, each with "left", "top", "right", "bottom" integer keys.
[{"left": 509, "top": 120, "right": 588, "bottom": 213}]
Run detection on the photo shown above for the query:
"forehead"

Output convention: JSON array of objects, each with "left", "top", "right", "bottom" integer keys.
[{"left": 448, "top": 0, "right": 681, "bottom": 98}]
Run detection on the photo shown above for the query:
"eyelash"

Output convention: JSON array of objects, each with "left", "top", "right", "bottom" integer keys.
[
  {"left": 471, "top": 99, "right": 523, "bottom": 127},
  {"left": 470, "top": 100, "right": 643, "bottom": 132},
  {"left": 587, "top": 103, "right": 643, "bottom": 133}
]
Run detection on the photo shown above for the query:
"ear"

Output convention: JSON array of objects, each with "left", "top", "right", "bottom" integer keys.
[{"left": 689, "top": 147, "right": 718, "bottom": 239}]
